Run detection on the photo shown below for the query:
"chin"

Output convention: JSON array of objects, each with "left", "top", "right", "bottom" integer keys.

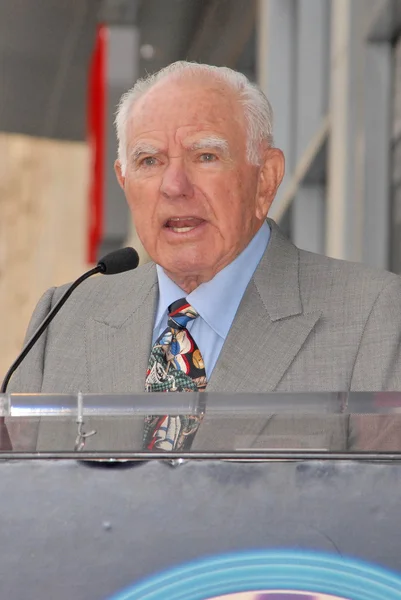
[
  {"left": 166, "top": 260, "right": 211, "bottom": 277},
  {"left": 162, "top": 254, "right": 215, "bottom": 280},
  {"left": 163, "top": 242, "right": 204, "bottom": 263}
]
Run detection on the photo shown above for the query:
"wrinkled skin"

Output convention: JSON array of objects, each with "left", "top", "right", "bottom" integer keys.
[{"left": 115, "top": 74, "right": 284, "bottom": 293}]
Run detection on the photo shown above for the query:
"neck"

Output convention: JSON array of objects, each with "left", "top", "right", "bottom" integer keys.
[{"left": 166, "top": 273, "right": 207, "bottom": 294}]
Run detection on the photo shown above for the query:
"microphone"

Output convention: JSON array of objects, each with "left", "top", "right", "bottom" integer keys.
[{"left": 1, "top": 247, "right": 139, "bottom": 394}]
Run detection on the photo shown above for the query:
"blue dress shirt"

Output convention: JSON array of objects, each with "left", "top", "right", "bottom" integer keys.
[{"left": 153, "top": 221, "right": 271, "bottom": 379}]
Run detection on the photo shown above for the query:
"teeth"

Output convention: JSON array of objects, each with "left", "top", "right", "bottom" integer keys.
[{"left": 171, "top": 226, "right": 195, "bottom": 233}]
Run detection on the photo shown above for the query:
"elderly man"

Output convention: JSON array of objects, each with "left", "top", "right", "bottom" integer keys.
[{"left": 7, "top": 62, "right": 401, "bottom": 449}]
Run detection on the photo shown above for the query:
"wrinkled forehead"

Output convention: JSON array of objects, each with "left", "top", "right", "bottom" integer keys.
[{"left": 128, "top": 74, "right": 247, "bottom": 137}]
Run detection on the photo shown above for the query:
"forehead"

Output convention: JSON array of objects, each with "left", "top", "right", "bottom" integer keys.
[{"left": 127, "top": 76, "right": 246, "bottom": 146}]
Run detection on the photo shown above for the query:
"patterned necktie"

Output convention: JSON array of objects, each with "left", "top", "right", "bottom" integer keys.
[{"left": 144, "top": 298, "right": 207, "bottom": 451}]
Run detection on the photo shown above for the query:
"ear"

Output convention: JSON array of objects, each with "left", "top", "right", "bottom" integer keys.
[
  {"left": 114, "top": 160, "right": 125, "bottom": 190},
  {"left": 255, "top": 148, "right": 285, "bottom": 220}
]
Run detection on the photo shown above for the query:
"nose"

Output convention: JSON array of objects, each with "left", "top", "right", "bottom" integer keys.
[{"left": 160, "top": 159, "right": 194, "bottom": 199}]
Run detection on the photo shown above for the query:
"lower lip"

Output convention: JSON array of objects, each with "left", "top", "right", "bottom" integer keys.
[{"left": 163, "top": 221, "right": 207, "bottom": 240}]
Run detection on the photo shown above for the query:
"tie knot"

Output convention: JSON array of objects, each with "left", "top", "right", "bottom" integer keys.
[{"left": 168, "top": 298, "right": 199, "bottom": 329}]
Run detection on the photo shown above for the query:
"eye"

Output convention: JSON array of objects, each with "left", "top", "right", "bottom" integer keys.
[
  {"left": 140, "top": 156, "right": 158, "bottom": 167},
  {"left": 199, "top": 153, "right": 217, "bottom": 163}
]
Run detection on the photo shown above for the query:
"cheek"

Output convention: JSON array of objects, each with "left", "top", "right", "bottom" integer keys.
[
  {"left": 216, "top": 183, "right": 251, "bottom": 231},
  {"left": 125, "top": 180, "right": 158, "bottom": 221},
  {"left": 201, "top": 176, "right": 241, "bottom": 217}
]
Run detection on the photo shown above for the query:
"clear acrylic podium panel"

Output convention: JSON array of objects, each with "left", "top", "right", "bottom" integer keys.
[{"left": 2, "top": 392, "right": 401, "bottom": 457}]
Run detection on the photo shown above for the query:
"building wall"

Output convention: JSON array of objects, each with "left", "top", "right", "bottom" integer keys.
[
  {"left": 391, "top": 34, "right": 401, "bottom": 273},
  {"left": 0, "top": 133, "right": 89, "bottom": 379},
  {"left": 258, "top": 0, "right": 400, "bottom": 272}
]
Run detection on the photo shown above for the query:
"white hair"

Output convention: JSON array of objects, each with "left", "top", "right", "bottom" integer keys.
[{"left": 115, "top": 61, "right": 274, "bottom": 174}]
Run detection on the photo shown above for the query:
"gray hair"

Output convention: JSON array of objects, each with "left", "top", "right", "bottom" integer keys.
[{"left": 115, "top": 61, "right": 274, "bottom": 174}]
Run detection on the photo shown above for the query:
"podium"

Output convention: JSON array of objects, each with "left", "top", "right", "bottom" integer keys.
[{"left": 2, "top": 391, "right": 401, "bottom": 599}]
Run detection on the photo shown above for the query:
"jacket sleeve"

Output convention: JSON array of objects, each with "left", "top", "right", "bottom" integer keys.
[
  {"left": 350, "top": 276, "right": 401, "bottom": 391},
  {"left": 6, "top": 287, "right": 57, "bottom": 393}
]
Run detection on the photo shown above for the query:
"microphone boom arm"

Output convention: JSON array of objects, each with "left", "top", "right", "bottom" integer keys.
[
  {"left": 0, "top": 265, "right": 101, "bottom": 394},
  {"left": 1, "top": 246, "right": 139, "bottom": 394}
]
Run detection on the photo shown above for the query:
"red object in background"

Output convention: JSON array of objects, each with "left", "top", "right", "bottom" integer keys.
[{"left": 87, "top": 24, "right": 107, "bottom": 264}]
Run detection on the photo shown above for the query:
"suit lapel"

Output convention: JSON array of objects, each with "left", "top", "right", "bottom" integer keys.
[
  {"left": 208, "top": 221, "right": 322, "bottom": 392},
  {"left": 84, "top": 221, "right": 321, "bottom": 394},
  {"left": 85, "top": 263, "right": 158, "bottom": 393}
]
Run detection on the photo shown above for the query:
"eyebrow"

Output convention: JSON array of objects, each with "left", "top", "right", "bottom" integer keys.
[
  {"left": 129, "top": 143, "right": 161, "bottom": 162},
  {"left": 186, "top": 136, "right": 230, "bottom": 155},
  {"left": 129, "top": 136, "right": 231, "bottom": 162}
]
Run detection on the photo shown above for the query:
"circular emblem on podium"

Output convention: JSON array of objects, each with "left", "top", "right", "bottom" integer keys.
[{"left": 109, "top": 550, "right": 401, "bottom": 600}]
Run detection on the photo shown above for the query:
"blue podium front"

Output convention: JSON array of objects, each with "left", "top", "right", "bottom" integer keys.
[{"left": 1, "top": 392, "right": 401, "bottom": 600}]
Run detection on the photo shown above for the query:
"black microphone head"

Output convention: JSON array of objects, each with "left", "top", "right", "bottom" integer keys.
[{"left": 97, "top": 247, "right": 140, "bottom": 275}]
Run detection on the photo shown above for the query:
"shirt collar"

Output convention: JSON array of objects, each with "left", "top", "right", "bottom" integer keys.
[
  {"left": 154, "top": 267, "right": 187, "bottom": 331},
  {"left": 155, "top": 221, "right": 270, "bottom": 339}
]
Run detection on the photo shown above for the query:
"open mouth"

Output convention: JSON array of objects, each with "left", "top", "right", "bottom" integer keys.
[{"left": 164, "top": 217, "right": 205, "bottom": 233}]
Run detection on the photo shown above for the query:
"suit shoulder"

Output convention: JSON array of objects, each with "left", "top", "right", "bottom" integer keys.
[
  {"left": 297, "top": 248, "right": 401, "bottom": 311},
  {"left": 299, "top": 248, "right": 400, "bottom": 287}
]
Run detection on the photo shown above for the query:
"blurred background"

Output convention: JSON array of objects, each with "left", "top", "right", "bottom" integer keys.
[{"left": 1, "top": 0, "right": 401, "bottom": 377}]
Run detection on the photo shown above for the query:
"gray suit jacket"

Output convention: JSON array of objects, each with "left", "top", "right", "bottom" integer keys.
[{"left": 7, "top": 220, "right": 401, "bottom": 451}]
